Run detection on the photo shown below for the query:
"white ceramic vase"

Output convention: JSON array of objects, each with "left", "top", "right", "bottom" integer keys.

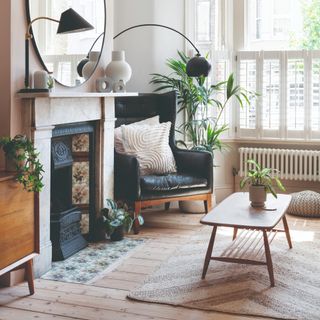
[
  {"left": 82, "top": 51, "right": 100, "bottom": 80},
  {"left": 105, "top": 51, "right": 132, "bottom": 84},
  {"left": 34, "top": 70, "right": 48, "bottom": 89}
]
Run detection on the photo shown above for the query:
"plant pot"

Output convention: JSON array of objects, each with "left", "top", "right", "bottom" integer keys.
[
  {"left": 110, "top": 226, "right": 124, "bottom": 241},
  {"left": 249, "top": 185, "right": 266, "bottom": 208},
  {"left": 179, "top": 200, "right": 207, "bottom": 214}
]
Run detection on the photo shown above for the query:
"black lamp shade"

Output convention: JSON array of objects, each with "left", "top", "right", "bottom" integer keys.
[
  {"left": 186, "top": 54, "right": 211, "bottom": 77},
  {"left": 57, "top": 8, "right": 94, "bottom": 34}
]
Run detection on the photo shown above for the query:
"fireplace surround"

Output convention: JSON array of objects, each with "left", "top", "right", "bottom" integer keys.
[{"left": 19, "top": 92, "right": 137, "bottom": 277}]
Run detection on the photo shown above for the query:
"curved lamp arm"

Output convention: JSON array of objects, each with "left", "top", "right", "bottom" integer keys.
[
  {"left": 113, "top": 24, "right": 200, "bottom": 55},
  {"left": 79, "top": 23, "right": 211, "bottom": 78},
  {"left": 26, "top": 17, "right": 59, "bottom": 39}
]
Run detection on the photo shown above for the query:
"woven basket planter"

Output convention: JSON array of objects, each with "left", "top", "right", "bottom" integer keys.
[{"left": 287, "top": 190, "right": 320, "bottom": 218}]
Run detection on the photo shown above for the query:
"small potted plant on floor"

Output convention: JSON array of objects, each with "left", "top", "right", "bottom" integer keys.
[
  {"left": 240, "top": 159, "right": 285, "bottom": 207},
  {"left": 101, "top": 200, "right": 143, "bottom": 241},
  {"left": 0, "top": 134, "right": 44, "bottom": 192}
]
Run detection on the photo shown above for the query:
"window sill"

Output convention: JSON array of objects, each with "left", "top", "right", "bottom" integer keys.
[{"left": 221, "top": 137, "right": 320, "bottom": 146}]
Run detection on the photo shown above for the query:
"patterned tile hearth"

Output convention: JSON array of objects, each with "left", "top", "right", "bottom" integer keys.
[{"left": 42, "top": 238, "right": 144, "bottom": 284}]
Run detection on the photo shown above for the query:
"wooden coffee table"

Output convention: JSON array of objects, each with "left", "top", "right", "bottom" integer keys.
[{"left": 200, "top": 192, "right": 292, "bottom": 287}]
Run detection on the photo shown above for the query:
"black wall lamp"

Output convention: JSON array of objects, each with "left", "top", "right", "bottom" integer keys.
[
  {"left": 77, "top": 23, "right": 211, "bottom": 78},
  {"left": 20, "top": 8, "right": 94, "bottom": 93}
]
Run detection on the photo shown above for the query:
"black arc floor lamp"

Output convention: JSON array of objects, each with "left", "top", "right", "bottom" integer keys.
[
  {"left": 20, "top": 8, "right": 94, "bottom": 93},
  {"left": 77, "top": 23, "right": 211, "bottom": 78}
]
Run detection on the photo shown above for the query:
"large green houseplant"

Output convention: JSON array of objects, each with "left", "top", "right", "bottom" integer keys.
[
  {"left": 0, "top": 135, "right": 44, "bottom": 192},
  {"left": 150, "top": 51, "right": 254, "bottom": 154}
]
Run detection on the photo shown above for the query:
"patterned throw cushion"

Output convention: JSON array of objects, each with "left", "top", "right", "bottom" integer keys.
[
  {"left": 114, "top": 116, "right": 160, "bottom": 153},
  {"left": 121, "top": 122, "right": 177, "bottom": 176},
  {"left": 287, "top": 190, "right": 320, "bottom": 217}
]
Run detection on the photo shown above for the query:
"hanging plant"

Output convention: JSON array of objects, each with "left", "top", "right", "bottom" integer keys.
[{"left": 0, "top": 135, "right": 44, "bottom": 192}]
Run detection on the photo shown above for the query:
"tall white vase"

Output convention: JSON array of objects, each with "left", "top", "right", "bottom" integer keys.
[
  {"left": 105, "top": 51, "right": 132, "bottom": 85},
  {"left": 82, "top": 51, "right": 100, "bottom": 80}
]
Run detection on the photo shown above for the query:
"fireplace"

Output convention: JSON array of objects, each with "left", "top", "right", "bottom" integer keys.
[
  {"left": 19, "top": 92, "right": 137, "bottom": 276},
  {"left": 50, "top": 123, "right": 96, "bottom": 260}
]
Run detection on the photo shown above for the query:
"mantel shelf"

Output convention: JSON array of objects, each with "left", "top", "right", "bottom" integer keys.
[{"left": 16, "top": 91, "right": 139, "bottom": 99}]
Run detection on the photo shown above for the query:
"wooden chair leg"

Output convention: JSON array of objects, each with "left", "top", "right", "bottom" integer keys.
[
  {"left": 204, "top": 194, "right": 212, "bottom": 213},
  {"left": 133, "top": 201, "right": 142, "bottom": 234},
  {"left": 202, "top": 226, "right": 217, "bottom": 279},
  {"left": 25, "top": 260, "right": 35, "bottom": 295},
  {"left": 165, "top": 202, "right": 170, "bottom": 211},
  {"left": 263, "top": 230, "right": 275, "bottom": 287}
]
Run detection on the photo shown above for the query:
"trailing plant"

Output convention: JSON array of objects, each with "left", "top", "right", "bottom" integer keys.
[
  {"left": 150, "top": 51, "right": 256, "bottom": 154},
  {"left": 0, "top": 135, "right": 44, "bottom": 192},
  {"left": 240, "top": 159, "right": 285, "bottom": 198},
  {"left": 101, "top": 199, "right": 144, "bottom": 236}
]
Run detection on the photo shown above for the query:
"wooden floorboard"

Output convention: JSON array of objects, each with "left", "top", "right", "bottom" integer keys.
[{"left": 0, "top": 208, "right": 316, "bottom": 320}]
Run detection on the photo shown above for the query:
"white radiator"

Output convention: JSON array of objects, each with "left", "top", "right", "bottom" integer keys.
[{"left": 239, "top": 148, "right": 320, "bottom": 181}]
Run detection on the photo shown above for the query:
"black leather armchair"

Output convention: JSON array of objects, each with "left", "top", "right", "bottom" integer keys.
[{"left": 114, "top": 91, "right": 213, "bottom": 232}]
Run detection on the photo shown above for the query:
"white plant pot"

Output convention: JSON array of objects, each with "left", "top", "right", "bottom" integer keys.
[
  {"left": 82, "top": 51, "right": 100, "bottom": 80},
  {"left": 249, "top": 185, "right": 266, "bottom": 208},
  {"left": 105, "top": 51, "right": 132, "bottom": 84}
]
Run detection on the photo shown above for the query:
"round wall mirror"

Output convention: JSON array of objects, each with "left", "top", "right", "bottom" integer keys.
[{"left": 26, "top": 0, "right": 106, "bottom": 87}]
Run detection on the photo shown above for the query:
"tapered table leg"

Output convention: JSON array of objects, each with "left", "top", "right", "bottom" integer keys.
[
  {"left": 263, "top": 230, "right": 275, "bottom": 287},
  {"left": 282, "top": 215, "right": 293, "bottom": 249},
  {"left": 202, "top": 226, "right": 217, "bottom": 279},
  {"left": 25, "top": 260, "right": 35, "bottom": 295},
  {"left": 233, "top": 227, "right": 238, "bottom": 240}
]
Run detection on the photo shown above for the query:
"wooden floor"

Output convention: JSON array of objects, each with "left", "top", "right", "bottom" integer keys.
[{"left": 0, "top": 205, "right": 319, "bottom": 320}]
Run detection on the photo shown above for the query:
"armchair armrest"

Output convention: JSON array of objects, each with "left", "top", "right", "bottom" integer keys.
[
  {"left": 114, "top": 151, "right": 141, "bottom": 201},
  {"left": 172, "top": 147, "right": 213, "bottom": 190}
]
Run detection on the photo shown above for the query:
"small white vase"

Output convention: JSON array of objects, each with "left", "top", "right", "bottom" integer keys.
[
  {"left": 82, "top": 51, "right": 100, "bottom": 80},
  {"left": 105, "top": 51, "right": 132, "bottom": 84},
  {"left": 34, "top": 70, "right": 48, "bottom": 89}
]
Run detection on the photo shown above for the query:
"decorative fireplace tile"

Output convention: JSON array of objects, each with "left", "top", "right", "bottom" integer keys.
[
  {"left": 72, "top": 162, "right": 90, "bottom": 204},
  {"left": 72, "top": 134, "right": 90, "bottom": 152},
  {"left": 41, "top": 238, "right": 145, "bottom": 284}
]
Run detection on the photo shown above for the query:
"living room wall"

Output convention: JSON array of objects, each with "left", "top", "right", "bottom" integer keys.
[{"left": 114, "top": 0, "right": 185, "bottom": 93}]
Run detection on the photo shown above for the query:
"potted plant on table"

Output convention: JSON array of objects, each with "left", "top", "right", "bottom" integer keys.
[
  {"left": 0, "top": 134, "right": 44, "bottom": 192},
  {"left": 240, "top": 159, "right": 285, "bottom": 207},
  {"left": 101, "top": 199, "right": 144, "bottom": 241},
  {"left": 150, "top": 51, "right": 256, "bottom": 211}
]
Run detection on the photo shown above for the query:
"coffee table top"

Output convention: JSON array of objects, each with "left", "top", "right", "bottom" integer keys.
[{"left": 201, "top": 193, "right": 292, "bottom": 229}]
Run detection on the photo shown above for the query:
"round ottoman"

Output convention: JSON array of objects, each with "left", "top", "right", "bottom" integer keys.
[{"left": 287, "top": 190, "right": 320, "bottom": 217}]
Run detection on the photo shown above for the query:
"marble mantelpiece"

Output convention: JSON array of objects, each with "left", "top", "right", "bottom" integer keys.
[{"left": 18, "top": 92, "right": 137, "bottom": 277}]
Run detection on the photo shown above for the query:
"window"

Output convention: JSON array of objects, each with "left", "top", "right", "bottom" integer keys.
[
  {"left": 188, "top": 0, "right": 320, "bottom": 142},
  {"left": 246, "top": 0, "right": 303, "bottom": 50},
  {"left": 237, "top": 51, "right": 320, "bottom": 140}
]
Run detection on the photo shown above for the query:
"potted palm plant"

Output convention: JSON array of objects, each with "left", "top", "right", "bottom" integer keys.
[
  {"left": 151, "top": 51, "right": 255, "bottom": 211},
  {"left": 150, "top": 51, "right": 254, "bottom": 154},
  {"left": 0, "top": 134, "right": 44, "bottom": 192},
  {"left": 101, "top": 199, "right": 144, "bottom": 241},
  {"left": 240, "top": 159, "right": 285, "bottom": 207}
]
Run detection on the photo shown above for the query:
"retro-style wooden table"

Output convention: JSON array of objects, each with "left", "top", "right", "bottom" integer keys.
[{"left": 200, "top": 193, "right": 292, "bottom": 287}]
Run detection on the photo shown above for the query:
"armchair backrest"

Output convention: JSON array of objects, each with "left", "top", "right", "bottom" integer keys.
[{"left": 115, "top": 91, "right": 177, "bottom": 148}]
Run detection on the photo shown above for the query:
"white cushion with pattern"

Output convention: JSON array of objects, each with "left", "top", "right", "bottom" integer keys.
[
  {"left": 121, "top": 122, "right": 177, "bottom": 176},
  {"left": 114, "top": 116, "right": 160, "bottom": 153}
]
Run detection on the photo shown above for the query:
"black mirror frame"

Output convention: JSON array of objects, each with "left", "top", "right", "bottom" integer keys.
[{"left": 25, "top": 0, "right": 106, "bottom": 88}]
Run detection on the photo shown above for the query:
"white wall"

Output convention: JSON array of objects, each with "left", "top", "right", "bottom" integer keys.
[{"left": 114, "top": 0, "right": 185, "bottom": 93}]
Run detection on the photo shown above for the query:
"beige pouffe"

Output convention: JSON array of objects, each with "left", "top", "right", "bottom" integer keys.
[{"left": 287, "top": 190, "right": 320, "bottom": 217}]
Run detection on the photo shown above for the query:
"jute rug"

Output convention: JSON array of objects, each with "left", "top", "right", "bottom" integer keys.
[{"left": 128, "top": 227, "right": 320, "bottom": 320}]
